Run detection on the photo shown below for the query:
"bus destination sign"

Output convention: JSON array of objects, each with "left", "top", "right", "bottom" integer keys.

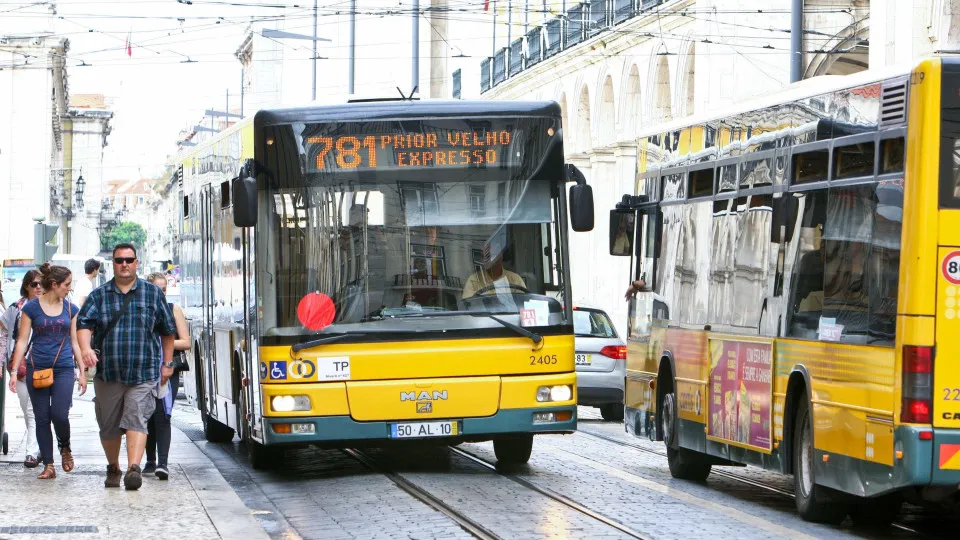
[{"left": 305, "top": 128, "right": 520, "bottom": 173}]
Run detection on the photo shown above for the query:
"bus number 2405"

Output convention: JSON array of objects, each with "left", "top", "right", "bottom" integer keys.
[{"left": 530, "top": 354, "right": 558, "bottom": 365}]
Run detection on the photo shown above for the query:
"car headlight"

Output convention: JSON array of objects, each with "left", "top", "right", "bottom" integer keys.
[{"left": 271, "top": 395, "right": 310, "bottom": 412}]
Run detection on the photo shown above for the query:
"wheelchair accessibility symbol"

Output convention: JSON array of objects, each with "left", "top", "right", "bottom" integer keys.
[
  {"left": 269, "top": 361, "right": 287, "bottom": 380},
  {"left": 289, "top": 359, "right": 316, "bottom": 380}
]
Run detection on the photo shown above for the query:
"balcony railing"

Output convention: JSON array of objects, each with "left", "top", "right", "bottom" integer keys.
[
  {"left": 479, "top": 0, "right": 671, "bottom": 93},
  {"left": 509, "top": 38, "right": 524, "bottom": 76}
]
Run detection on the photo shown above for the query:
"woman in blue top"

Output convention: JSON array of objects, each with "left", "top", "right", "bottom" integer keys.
[{"left": 7, "top": 263, "right": 84, "bottom": 480}]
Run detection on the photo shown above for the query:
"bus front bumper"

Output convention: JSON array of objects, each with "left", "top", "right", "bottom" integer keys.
[{"left": 261, "top": 406, "right": 577, "bottom": 446}]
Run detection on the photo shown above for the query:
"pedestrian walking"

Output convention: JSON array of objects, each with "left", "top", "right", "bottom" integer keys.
[
  {"left": 74, "top": 258, "right": 101, "bottom": 307},
  {"left": 6, "top": 264, "right": 84, "bottom": 480},
  {"left": 76, "top": 243, "right": 177, "bottom": 491},
  {"left": 0, "top": 270, "right": 44, "bottom": 468},
  {"left": 143, "top": 271, "right": 190, "bottom": 480}
]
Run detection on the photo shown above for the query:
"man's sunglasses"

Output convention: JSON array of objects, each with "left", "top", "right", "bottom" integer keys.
[{"left": 114, "top": 257, "right": 137, "bottom": 265}]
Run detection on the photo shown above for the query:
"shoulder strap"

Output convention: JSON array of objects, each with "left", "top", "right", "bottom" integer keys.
[{"left": 103, "top": 290, "right": 135, "bottom": 340}]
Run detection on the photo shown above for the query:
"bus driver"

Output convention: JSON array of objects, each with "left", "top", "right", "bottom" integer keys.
[{"left": 462, "top": 229, "right": 526, "bottom": 299}]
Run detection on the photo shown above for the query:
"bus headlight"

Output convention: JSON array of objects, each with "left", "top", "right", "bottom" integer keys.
[
  {"left": 537, "top": 385, "right": 572, "bottom": 402},
  {"left": 271, "top": 395, "right": 311, "bottom": 412},
  {"left": 550, "top": 385, "right": 572, "bottom": 402}
]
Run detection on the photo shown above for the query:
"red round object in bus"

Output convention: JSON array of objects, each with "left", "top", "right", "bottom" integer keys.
[{"left": 297, "top": 292, "right": 336, "bottom": 331}]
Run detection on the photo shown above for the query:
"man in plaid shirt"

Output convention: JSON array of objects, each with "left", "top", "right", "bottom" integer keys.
[{"left": 77, "top": 243, "right": 177, "bottom": 491}]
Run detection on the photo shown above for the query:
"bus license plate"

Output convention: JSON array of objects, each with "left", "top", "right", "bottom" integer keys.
[
  {"left": 391, "top": 420, "right": 459, "bottom": 439},
  {"left": 575, "top": 354, "right": 592, "bottom": 365}
]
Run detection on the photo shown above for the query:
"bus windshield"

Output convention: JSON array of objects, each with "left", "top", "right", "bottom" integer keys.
[{"left": 257, "top": 116, "right": 566, "bottom": 338}]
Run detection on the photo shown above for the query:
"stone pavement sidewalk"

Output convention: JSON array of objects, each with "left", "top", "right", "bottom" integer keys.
[{"left": 0, "top": 379, "right": 269, "bottom": 540}]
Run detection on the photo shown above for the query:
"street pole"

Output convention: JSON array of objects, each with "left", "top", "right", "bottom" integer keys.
[
  {"left": 240, "top": 67, "right": 245, "bottom": 117},
  {"left": 412, "top": 0, "right": 419, "bottom": 94},
  {"left": 312, "top": 0, "right": 318, "bottom": 100},
  {"left": 790, "top": 0, "right": 803, "bottom": 83},
  {"left": 349, "top": 0, "right": 355, "bottom": 94}
]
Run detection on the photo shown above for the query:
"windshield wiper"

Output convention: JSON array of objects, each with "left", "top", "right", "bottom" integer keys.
[
  {"left": 474, "top": 313, "right": 543, "bottom": 345},
  {"left": 292, "top": 329, "right": 421, "bottom": 352}
]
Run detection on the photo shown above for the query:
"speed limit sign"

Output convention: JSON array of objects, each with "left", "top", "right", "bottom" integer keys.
[{"left": 943, "top": 251, "right": 960, "bottom": 285}]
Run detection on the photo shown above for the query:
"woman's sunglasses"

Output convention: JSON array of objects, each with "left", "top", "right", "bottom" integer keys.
[{"left": 30, "top": 281, "right": 42, "bottom": 288}]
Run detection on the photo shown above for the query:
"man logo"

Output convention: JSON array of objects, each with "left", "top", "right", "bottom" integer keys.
[
  {"left": 400, "top": 390, "right": 448, "bottom": 401},
  {"left": 289, "top": 359, "right": 316, "bottom": 379}
]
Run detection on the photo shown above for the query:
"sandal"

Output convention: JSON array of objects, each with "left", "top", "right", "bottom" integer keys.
[
  {"left": 37, "top": 464, "right": 56, "bottom": 479},
  {"left": 23, "top": 455, "right": 39, "bottom": 469},
  {"left": 60, "top": 449, "right": 74, "bottom": 473}
]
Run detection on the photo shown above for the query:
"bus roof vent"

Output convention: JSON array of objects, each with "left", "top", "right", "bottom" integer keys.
[{"left": 880, "top": 80, "right": 908, "bottom": 126}]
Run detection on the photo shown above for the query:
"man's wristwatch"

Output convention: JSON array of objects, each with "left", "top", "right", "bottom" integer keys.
[{"left": 163, "top": 361, "right": 175, "bottom": 368}]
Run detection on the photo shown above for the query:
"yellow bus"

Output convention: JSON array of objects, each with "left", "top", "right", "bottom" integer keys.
[
  {"left": 177, "top": 99, "right": 595, "bottom": 468},
  {"left": 611, "top": 57, "right": 960, "bottom": 524}
]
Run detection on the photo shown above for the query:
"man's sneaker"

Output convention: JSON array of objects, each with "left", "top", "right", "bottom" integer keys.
[
  {"left": 155, "top": 465, "right": 168, "bottom": 480},
  {"left": 142, "top": 462, "right": 156, "bottom": 475},
  {"left": 123, "top": 464, "right": 143, "bottom": 491},
  {"left": 104, "top": 464, "right": 122, "bottom": 488}
]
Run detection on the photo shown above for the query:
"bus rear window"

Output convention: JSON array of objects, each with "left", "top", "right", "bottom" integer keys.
[{"left": 941, "top": 67, "right": 960, "bottom": 208}]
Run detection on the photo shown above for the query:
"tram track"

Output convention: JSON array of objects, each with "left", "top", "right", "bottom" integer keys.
[
  {"left": 343, "top": 448, "right": 502, "bottom": 540},
  {"left": 574, "top": 426, "right": 923, "bottom": 536},
  {"left": 344, "top": 446, "right": 649, "bottom": 540}
]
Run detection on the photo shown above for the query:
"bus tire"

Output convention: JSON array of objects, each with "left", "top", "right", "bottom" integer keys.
[
  {"left": 662, "top": 392, "right": 711, "bottom": 481},
  {"left": 247, "top": 440, "right": 279, "bottom": 470},
  {"left": 848, "top": 494, "right": 901, "bottom": 529},
  {"left": 493, "top": 434, "right": 533, "bottom": 465},
  {"left": 202, "top": 411, "right": 236, "bottom": 443},
  {"left": 600, "top": 404, "right": 624, "bottom": 422},
  {"left": 793, "top": 398, "right": 847, "bottom": 523}
]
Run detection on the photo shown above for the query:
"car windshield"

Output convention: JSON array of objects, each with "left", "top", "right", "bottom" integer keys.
[
  {"left": 257, "top": 116, "right": 568, "bottom": 338},
  {"left": 573, "top": 310, "right": 617, "bottom": 338}
]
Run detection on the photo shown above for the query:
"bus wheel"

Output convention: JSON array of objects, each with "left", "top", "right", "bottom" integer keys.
[
  {"left": 793, "top": 399, "right": 847, "bottom": 523},
  {"left": 202, "top": 411, "right": 236, "bottom": 443},
  {"left": 848, "top": 494, "right": 901, "bottom": 529},
  {"left": 247, "top": 440, "right": 279, "bottom": 470},
  {"left": 493, "top": 434, "right": 533, "bottom": 465},
  {"left": 600, "top": 404, "right": 624, "bottom": 422},
  {"left": 662, "top": 392, "right": 711, "bottom": 481}
]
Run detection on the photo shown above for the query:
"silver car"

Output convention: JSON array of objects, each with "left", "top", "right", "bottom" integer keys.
[{"left": 573, "top": 307, "right": 626, "bottom": 421}]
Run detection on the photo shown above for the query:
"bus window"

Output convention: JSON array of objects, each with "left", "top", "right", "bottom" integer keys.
[
  {"left": 880, "top": 137, "right": 905, "bottom": 174},
  {"left": 833, "top": 142, "right": 875, "bottom": 179},
  {"left": 823, "top": 185, "right": 874, "bottom": 341},
  {"left": 787, "top": 190, "right": 827, "bottom": 339},
  {"left": 869, "top": 180, "right": 903, "bottom": 344},
  {"left": 793, "top": 150, "right": 829, "bottom": 184}
]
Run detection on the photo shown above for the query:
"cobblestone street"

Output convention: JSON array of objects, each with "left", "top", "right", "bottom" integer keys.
[{"left": 4, "top": 384, "right": 959, "bottom": 540}]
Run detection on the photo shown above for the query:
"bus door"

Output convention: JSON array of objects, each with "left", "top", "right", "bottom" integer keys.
[{"left": 200, "top": 184, "right": 217, "bottom": 414}]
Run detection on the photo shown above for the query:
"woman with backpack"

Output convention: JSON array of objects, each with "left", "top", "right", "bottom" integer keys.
[
  {"left": 7, "top": 263, "right": 84, "bottom": 479},
  {"left": 0, "top": 269, "right": 44, "bottom": 468}
]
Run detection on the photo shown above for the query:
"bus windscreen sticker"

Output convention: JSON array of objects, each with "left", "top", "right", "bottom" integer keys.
[
  {"left": 707, "top": 339, "right": 773, "bottom": 450},
  {"left": 297, "top": 292, "right": 336, "bottom": 331}
]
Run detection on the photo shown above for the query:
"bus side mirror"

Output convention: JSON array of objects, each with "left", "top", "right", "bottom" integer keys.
[
  {"left": 565, "top": 164, "right": 594, "bottom": 232},
  {"left": 609, "top": 210, "right": 635, "bottom": 256},
  {"left": 232, "top": 175, "right": 258, "bottom": 228}
]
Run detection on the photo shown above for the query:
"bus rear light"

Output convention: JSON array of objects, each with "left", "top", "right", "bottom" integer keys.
[
  {"left": 901, "top": 346, "right": 934, "bottom": 424},
  {"left": 902, "top": 398, "right": 932, "bottom": 424},
  {"left": 919, "top": 431, "right": 933, "bottom": 441},
  {"left": 903, "top": 346, "right": 933, "bottom": 373},
  {"left": 600, "top": 345, "right": 627, "bottom": 360}
]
